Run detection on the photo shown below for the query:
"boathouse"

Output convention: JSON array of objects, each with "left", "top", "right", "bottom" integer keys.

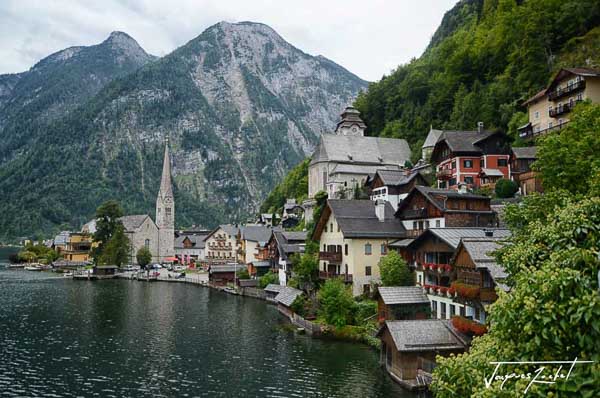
[
  {"left": 377, "top": 320, "right": 467, "bottom": 390},
  {"left": 376, "top": 286, "right": 430, "bottom": 323}
]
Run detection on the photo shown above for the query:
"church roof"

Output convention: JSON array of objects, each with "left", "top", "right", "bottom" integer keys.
[
  {"left": 335, "top": 106, "right": 367, "bottom": 131},
  {"left": 310, "top": 134, "right": 411, "bottom": 167},
  {"left": 119, "top": 215, "right": 152, "bottom": 232},
  {"left": 422, "top": 128, "right": 443, "bottom": 148}
]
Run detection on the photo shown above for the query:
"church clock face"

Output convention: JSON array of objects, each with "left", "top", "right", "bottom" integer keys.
[{"left": 352, "top": 126, "right": 358, "bottom": 133}]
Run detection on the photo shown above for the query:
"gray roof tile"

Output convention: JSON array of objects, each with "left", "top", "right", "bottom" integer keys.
[
  {"left": 311, "top": 134, "right": 411, "bottom": 166},
  {"left": 382, "top": 320, "right": 467, "bottom": 352},
  {"left": 328, "top": 200, "right": 406, "bottom": 238},
  {"left": 119, "top": 215, "right": 151, "bottom": 232},
  {"left": 378, "top": 287, "right": 429, "bottom": 305},
  {"left": 275, "top": 286, "right": 303, "bottom": 307}
]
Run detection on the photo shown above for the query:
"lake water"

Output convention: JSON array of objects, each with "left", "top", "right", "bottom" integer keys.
[{"left": 0, "top": 248, "right": 411, "bottom": 397}]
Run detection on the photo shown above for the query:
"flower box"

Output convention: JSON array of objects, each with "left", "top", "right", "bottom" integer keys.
[{"left": 451, "top": 315, "right": 487, "bottom": 336}]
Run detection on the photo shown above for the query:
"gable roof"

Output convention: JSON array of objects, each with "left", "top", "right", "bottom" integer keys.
[
  {"left": 523, "top": 68, "right": 600, "bottom": 104},
  {"left": 378, "top": 320, "right": 467, "bottom": 352},
  {"left": 204, "top": 224, "right": 240, "bottom": 241},
  {"left": 369, "top": 169, "right": 426, "bottom": 187},
  {"left": 456, "top": 238, "right": 509, "bottom": 290},
  {"left": 272, "top": 230, "right": 307, "bottom": 261},
  {"left": 396, "top": 186, "right": 492, "bottom": 217},
  {"left": 435, "top": 130, "right": 497, "bottom": 153},
  {"left": 264, "top": 284, "right": 285, "bottom": 293},
  {"left": 422, "top": 128, "right": 444, "bottom": 148},
  {"left": 119, "top": 215, "right": 153, "bottom": 232},
  {"left": 313, "top": 200, "right": 406, "bottom": 240},
  {"left": 408, "top": 228, "right": 511, "bottom": 250},
  {"left": 174, "top": 233, "right": 208, "bottom": 249},
  {"left": 240, "top": 225, "right": 272, "bottom": 244},
  {"left": 511, "top": 146, "right": 537, "bottom": 159},
  {"left": 377, "top": 286, "right": 429, "bottom": 305},
  {"left": 310, "top": 134, "right": 411, "bottom": 167},
  {"left": 274, "top": 286, "right": 303, "bottom": 307}
]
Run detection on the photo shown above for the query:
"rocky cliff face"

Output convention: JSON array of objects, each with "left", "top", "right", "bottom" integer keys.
[{"left": 0, "top": 22, "right": 367, "bottom": 240}]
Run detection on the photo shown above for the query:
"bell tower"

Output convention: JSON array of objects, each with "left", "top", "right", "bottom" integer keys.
[
  {"left": 156, "top": 138, "right": 175, "bottom": 261},
  {"left": 334, "top": 106, "right": 367, "bottom": 136}
]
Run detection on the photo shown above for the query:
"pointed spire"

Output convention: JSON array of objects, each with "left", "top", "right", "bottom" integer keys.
[{"left": 158, "top": 138, "right": 173, "bottom": 200}]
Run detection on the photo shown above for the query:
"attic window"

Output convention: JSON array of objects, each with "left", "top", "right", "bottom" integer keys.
[
  {"left": 378, "top": 156, "right": 383, "bottom": 162},
  {"left": 347, "top": 154, "right": 353, "bottom": 160}
]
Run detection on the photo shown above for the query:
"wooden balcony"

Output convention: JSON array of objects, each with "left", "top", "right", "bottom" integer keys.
[
  {"left": 549, "top": 100, "right": 581, "bottom": 117},
  {"left": 319, "top": 251, "right": 342, "bottom": 264},
  {"left": 436, "top": 169, "right": 453, "bottom": 180},
  {"left": 402, "top": 208, "right": 428, "bottom": 219},
  {"left": 548, "top": 80, "right": 585, "bottom": 101},
  {"left": 319, "top": 271, "right": 352, "bottom": 283},
  {"left": 518, "top": 121, "right": 569, "bottom": 140}
]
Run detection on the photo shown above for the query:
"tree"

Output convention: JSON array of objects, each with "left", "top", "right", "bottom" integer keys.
[
  {"left": 92, "top": 200, "right": 124, "bottom": 264},
  {"left": 236, "top": 268, "right": 250, "bottom": 280},
  {"left": 431, "top": 197, "right": 600, "bottom": 397},
  {"left": 291, "top": 247, "right": 320, "bottom": 289},
  {"left": 259, "top": 271, "right": 278, "bottom": 288},
  {"left": 494, "top": 178, "right": 518, "bottom": 198},
  {"left": 136, "top": 246, "right": 152, "bottom": 269},
  {"left": 317, "top": 278, "right": 355, "bottom": 328},
  {"left": 100, "top": 224, "right": 131, "bottom": 267},
  {"left": 379, "top": 251, "right": 413, "bottom": 286},
  {"left": 534, "top": 102, "right": 600, "bottom": 195}
]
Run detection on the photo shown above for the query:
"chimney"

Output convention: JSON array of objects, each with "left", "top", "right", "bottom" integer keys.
[
  {"left": 484, "top": 229, "right": 494, "bottom": 237},
  {"left": 457, "top": 182, "right": 468, "bottom": 194},
  {"left": 477, "top": 121, "right": 484, "bottom": 133},
  {"left": 375, "top": 199, "right": 386, "bottom": 222}
]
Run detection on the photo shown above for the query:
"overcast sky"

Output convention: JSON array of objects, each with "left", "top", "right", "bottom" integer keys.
[{"left": 0, "top": 0, "right": 457, "bottom": 82}]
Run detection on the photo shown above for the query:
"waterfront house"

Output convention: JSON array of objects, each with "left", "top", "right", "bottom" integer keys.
[
  {"left": 365, "top": 169, "right": 429, "bottom": 211},
  {"left": 450, "top": 237, "right": 509, "bottom": 326},
  {"left": 376, "top": 286, "right": 430, "bottom": 322},
  {"left": 262, "top": 229, "right": 307, "bottom": 286},
  {"left": 52, "top": 231, "right": 71, "bottom": 255},
  {"left": 62, "top": 232, "right": 94, "bottom": 262},
  {"left": 204, "top": 225, "right": 240, "bottom": 265},
  {"left": 119, "top": 214, "right": 160, "bottom": 265},
  {"left": 92, "top": 265, "right": 119, "bottom": 278},
  {"left": 430, "top": 128, "right": 511, "bottom": 190},
  {"left": 247, "top": 260, "right": 271, "bottom": 278},
  {"left": 312, "top": 199, "right": 406, "bottom": 296},
  {"left": 238, "top": 225, "right": 272, "bottom": 265},
  {"left": 305, "top": 106, "right": 411, "bottom": 221},
  {"left": 174, "top": 230, "right": 209, "bottom": 266},
  {"left": 406, "top": 228, "right": 510, "bottom": 320},
  {"left": 208, "top": 263, "right": 246, "bottom": 286},
  {"left": 395, "top": 186, "right": 497, "bottom": 237},
  {"left": 510, "top": 146, "right": 541, "bottom": 195},
  {"left": 519, "top": 68, "right": 600, "bottom": 140},
  {"left": 378, "top": 320, "right": 467, "bottom": 389}
]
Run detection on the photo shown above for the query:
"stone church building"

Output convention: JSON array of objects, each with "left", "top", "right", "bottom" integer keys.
[{"left": 120, "top": 142, "right": 175, "bottom": 264}]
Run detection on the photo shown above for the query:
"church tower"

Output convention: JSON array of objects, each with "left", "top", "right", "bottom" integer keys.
[
  {"left": 334, "top": 106, "right": 366, "bottom": 136},
  {"left": 156, "top": 139, "right": 175, "bottom": 262}
]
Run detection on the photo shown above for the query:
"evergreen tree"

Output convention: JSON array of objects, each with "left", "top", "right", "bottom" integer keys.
[
  {"left": 92, "top": 200, "right": 124, "bottom": 264},
  {"left": 378, "top": 251, "right": 413, "bottom": 286}
]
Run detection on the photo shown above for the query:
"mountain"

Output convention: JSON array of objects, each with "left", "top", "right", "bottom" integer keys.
[
  {"left": 0, "top": 22, "right": 367, "bottom": 241},
  {"left": 353, "top": 0, "right": 600, "bottom": 160}
]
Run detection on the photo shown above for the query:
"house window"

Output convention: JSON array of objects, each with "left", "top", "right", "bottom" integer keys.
[
  {"left": 451, "top": 161, "right": 456, "bottom": 169},
  {"left": 450, "top": 305, "right": 455, "bottom": 317},
  {"left": 425, "top": 220, "right": 430, "bottom": 229},
  {"left": 464, "top": 176, "right": 474, "bottom": 185},
  {"left": 435, "top": 220, "right": 441, "bottom": 228},
  {"left": 418, "top": 274, "right": 422, "bottom": 284},
  {"left": 431, "top": 300, "right": 437, "bottom": 318},
  {"left": 577, "top": 92, "right": 583, "bottom": 101},
  {"left": 166, "top": 208, "right": 171, "bottom": 216},
  {"left": 344, "top": 244, "right": 348, "bottom": 256},
  {"left": 418, "top": 221, "right": 424, "bottom": 230},
  {"left": 413, "top": 221, "right": 417, "bottom": 230},
  {"left": 480, "top": 158, "right": 485, "bottom": 168},
  {"left": 548, "top": 121, "right": 553, "bottom": 129},
  {"left": 497, "top": 159, "right": 508, "bottom": 167},
  {"left": 463, "top": 160, "right": 473, "bottom": 168},
  {"left": 337, "top": 225, "right": 340, "bottom": 232},
  {"left": 548, "top": 105, "right": 553, "bottom": 115},
  {"left": 365, "top": 266, "right": 372, "bottom": 276},
  {"left": 534, "top": 111, "right": 539, "bottom": 119},
  {"left": 145, "top": 239, "right": 150, "bottom": 249},
  {"left": 330, "top": 223, "right": 333, "bottom": 232},
  {"left": 441, "top": 302, "right": 447, "bottom": 319},
  {"left": 324, "top": 225, "right": 328, "bottom": 233},
  {"left": 365, "top": 243, "right": 372, "bottom": 255},
  {"left": 323, "top": 244, "right": 326, "bottom": 251},
  {"left": 380, "top": 244, "right": 386, "bottom": 255}
]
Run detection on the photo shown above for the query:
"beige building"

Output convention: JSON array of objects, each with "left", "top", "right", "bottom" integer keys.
[
  {"left": 519, "top": 68, "right": 600, "bottom": 140},
  {"left": 238, "top": 225, "right": 272, "bottom": 265},
  {"left": 204, "top": 225, "right": 240, "bottom": 265},
  {"left": 312, "top": 200, "right": 406, "bottom": 296}
]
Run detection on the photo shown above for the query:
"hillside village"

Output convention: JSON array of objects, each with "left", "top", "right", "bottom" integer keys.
[{"left": 11, "top": 65, "right": 599, "bottom": 392}]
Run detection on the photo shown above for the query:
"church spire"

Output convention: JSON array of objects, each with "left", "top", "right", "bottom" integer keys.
[{"left": 158, "top": 138, "right": 173, "bottom": 200}]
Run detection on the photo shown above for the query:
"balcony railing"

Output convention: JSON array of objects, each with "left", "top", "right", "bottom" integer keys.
[
  {"left": 549, "top": 100, "right": 581, "bottom": 117},
  {"left": 436, "top": 169, "right": 453, "bottom": 180},
  {"left": 402, "top": 208, "right": 428, "bottom": 219},
  {"left": 518, "top": 121, "right": 569, "bottom": 140},
  {"left": 421, "top": 263, "right": 452, "bottom": 273},
  {"left": 318, "top": 251, "right": 342, "bottom": 264},
  {"left": 319, "top": 271, "right": 352, "bottom": 282},
  {"left": 547, "top": 80, "right": 585, "bottom": 101}
]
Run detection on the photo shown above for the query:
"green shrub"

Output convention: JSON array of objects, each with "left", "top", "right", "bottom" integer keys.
[
  {"left": 259, "top": 271, "right": 278, "bottom": 288},
  {"left": 494, "top": 178, "right": 518, "bottom": 198}
]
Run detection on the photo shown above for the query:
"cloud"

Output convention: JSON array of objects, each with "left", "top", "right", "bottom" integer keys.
[{"left": 0, "top": 0, "right": 456, "bottom": 81}]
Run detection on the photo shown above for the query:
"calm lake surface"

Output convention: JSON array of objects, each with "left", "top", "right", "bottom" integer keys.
[{"left": 0, "top": 248, "right": 411, "bottom": 397}]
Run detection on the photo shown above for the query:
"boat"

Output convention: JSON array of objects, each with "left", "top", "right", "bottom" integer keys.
[
  {"left": 63, "top": 272, "right": 74, "bottom": 277},
  {"left": 7, "top": 264, "right": 25, "bottom": 269},
  {"left": 24, "top": 265, "right": 42, "bottom": 271}
]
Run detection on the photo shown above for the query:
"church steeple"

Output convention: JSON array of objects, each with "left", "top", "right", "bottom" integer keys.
[
  {"left": 156, "top": 139, "right": 174, "bottom": 231},
  {"left": 158, "top": 139, "right": 173, "bottom": 201}
]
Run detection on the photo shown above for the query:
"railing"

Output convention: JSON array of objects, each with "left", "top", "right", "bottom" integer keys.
[
  {"left": 436, "top": 169, "right": 453, "bottom": 180},
  {"left": 318, "top": 251, "right": 342, "bottom": 263},
  {"left": 518, "top": 121, "right": 569, "bottom": 140},
  {"left": 547, "top": 80, "right": 585, "bottom": 101},
  {"left": 402, "top": 208, "right": 428, "bottom": 219},
  {"left": 319, "top": 271, "right": 352, "bottom": 282},
  {"left": 549, "top": 100, "right": 581, "bottom": 117}
]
